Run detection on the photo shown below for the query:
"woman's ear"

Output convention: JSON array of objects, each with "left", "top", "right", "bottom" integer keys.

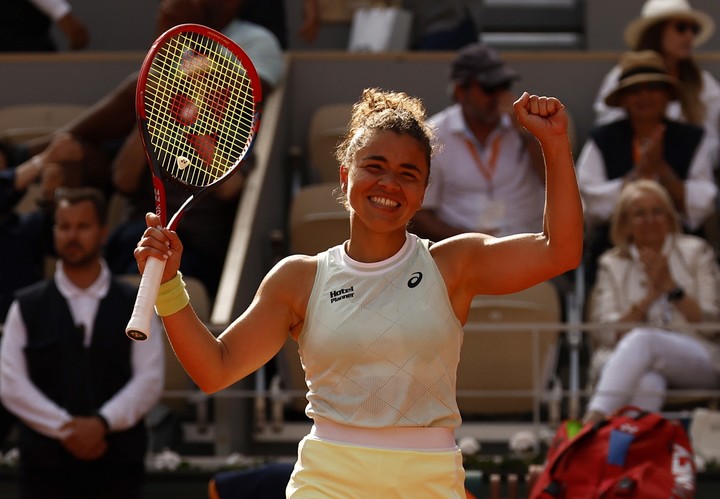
[{"left": 339, "top": 165, "right": 348, "bottom": 192}]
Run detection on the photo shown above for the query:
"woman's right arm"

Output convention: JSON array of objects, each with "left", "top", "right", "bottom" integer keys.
[{"left": 134, "top": 213, "right": 314, "bottom": 393}]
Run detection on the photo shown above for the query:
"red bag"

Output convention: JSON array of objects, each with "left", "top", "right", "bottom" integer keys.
[{"left": 530, "top": 406, "right": 696, "bottom": 498}]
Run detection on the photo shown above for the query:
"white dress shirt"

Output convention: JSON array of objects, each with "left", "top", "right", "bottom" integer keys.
[
  {"left": 423, "top": 104, "right": 545, "bottom": 237},
  {"left": 0, "top": 261, "right": 164, "bottom": 439}
]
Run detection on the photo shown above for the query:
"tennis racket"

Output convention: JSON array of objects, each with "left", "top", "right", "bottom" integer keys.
[{"left": 125, "top": 23, "right": 262, "bottom": 341}]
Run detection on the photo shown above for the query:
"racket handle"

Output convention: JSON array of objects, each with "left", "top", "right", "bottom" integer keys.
[{"left": 125, "top": 256, "right": 166, "bottom": 341}]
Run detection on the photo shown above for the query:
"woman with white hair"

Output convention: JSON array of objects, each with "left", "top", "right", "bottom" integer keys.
[
  {"left": 593, "top": 0, "right": 720, "bottom": 144},
  {"left": 584, "top": 179, "right": 720, "bottom": 423}
]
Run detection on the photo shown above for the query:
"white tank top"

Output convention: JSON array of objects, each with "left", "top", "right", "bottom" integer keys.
[{"left": 298, "top": 232, "right": 464, "bottom": 428}]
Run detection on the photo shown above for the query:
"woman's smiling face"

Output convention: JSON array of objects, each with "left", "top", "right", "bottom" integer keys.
[{"left": 341, "top": 130, "right": 429, "bottom": 232}]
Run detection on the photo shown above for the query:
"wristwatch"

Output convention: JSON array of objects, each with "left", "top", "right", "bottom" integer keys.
[{"left": 667, "top": 286, "right": 685, "bottom": 302}]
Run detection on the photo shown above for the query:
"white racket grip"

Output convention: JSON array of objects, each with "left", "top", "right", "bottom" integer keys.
[{"left": 125, "top": 256, "right": 166, "bottom": 341}]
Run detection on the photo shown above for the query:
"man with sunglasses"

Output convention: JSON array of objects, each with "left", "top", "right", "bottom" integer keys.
[{"left": 411, "top": 42, "right": 546, "bottom": 241}]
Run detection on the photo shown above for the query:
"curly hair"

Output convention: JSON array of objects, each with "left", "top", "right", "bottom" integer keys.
[{"left": 335, "top": 88, "right": 437, "bottom": 179}]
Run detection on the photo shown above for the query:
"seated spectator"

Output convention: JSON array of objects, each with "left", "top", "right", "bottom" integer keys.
[
  {"left": 577, "top": 50, "right": 717, "bottom": 288},
  {"left": 10, "top": 0, "right": 284, "bottom": 296},
  {"left": 584, "top": 180, "right": 720, "bottom": 423},
  {"left": 593, "top": 0, "right": 720, "bottom": 144},
  {"left": 411, "top": 42, "right": 545, "bottom": 240},
  {"left": 103, "top": 0, "right": 284, "bottom": 296}
]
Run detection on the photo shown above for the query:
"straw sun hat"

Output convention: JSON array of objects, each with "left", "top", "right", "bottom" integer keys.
[
  {"left": 624, "top": 0, "right": 715, "bottom": 49},
  {"left": 604, "top": 50, "right": 679, "bottom": 107}
]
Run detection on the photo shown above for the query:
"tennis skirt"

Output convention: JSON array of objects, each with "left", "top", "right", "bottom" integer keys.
[{"left": 286, "top": 435, "right": 466, "bottom": 498}]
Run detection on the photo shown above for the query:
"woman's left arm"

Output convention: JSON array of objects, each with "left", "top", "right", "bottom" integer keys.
[{"left": 436, "top": 94, "right": 583, "bottom": 303}]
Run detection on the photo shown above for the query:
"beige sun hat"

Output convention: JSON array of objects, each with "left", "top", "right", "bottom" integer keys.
[
  {"left": 624, "top": 0, "right": 715, "bottom": 49},
  {"left": 605, "top": 50, "right": 679, "bottom": 107}
]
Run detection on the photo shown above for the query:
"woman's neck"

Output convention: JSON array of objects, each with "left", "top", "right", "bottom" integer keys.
[{"left": 345, "top": 222, "right": 407, "bottom": 263}]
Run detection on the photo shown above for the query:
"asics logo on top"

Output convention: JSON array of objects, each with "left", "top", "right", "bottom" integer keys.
[{"left": 408, "top": 272, "right": 423, "bottom": 288}]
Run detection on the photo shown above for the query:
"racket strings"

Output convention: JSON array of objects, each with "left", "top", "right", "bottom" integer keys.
[{"left": 144, "top": 30, "right": 256, "bottom": 188}]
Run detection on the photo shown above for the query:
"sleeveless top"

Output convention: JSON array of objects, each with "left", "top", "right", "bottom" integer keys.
[{"left": 298, "top": 232, "right": 464, "bottom": 428}]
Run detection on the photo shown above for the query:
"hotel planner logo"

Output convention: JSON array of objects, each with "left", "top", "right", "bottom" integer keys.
[{"left": 330, "top": 286, "right": 354, "bottom": 303}]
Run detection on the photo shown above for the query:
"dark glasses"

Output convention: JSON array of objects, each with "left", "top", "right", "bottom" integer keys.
[
  {"left": 673, "top": 21, "right": 700, "bottom": 35},
  {"left": 479, "top": 80, "right": 512, "bottom": 94}
]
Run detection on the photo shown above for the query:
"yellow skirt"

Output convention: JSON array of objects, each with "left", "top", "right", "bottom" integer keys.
[{"left": 286, "top": 436, "right": 466, "bottom": 498}]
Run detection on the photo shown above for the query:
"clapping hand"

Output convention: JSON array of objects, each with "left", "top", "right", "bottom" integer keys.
[
  {"left": 638, "top": 247, "right": 675, "bottom": 298},
  {"left": 634, "top": 124, "right": 666, "bottom": 179}
]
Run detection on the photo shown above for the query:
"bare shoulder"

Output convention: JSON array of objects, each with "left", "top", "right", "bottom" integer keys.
[
  {"left": 428, "top": 231, "right": 547, "bottom": 298},
  {"left": 261, "top": 254, "right": 319, "bottom": 338},
  {"left": 261, "top": 254, "right": 318, "bottom": 307},
  {"left": 428, "top": 233, "right": 493, "bottom": 288},
  {"left": 265, "top": 254, "right": 318, "bottom": 291},
  {"left": 429, "top": 233, "right": 494, "bottom": 266}
]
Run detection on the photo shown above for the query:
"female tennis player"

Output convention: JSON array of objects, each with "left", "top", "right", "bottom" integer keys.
[{"left": 134, "top": 88, "right": 583, "bottom": 497}]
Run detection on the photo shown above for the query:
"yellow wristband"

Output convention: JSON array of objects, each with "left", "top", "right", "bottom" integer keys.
[{"left": 154, "top": 271, "right": 190, "bottom": 317}]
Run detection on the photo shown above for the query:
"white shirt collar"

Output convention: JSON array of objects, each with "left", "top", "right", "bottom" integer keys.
[
  {"left": 339, "top": 232, "right": 416, "bottom": 275},
  {"left": 54, "top": 259, "right": 111, "bottom": 300}
]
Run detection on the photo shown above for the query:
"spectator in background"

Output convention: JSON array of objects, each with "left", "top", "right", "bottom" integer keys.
[
  {"left": 584, "top": 180, "right": 720, "bottom": 422},
  {"left": 204, "top": 0, "right": 285, "bottom": 96},
  {"left": 412, "top": 42, "right": 545, "bottom": 240},
  {"left": 105, "top": 0, "right": 284, "bottom": 296},
  {"left": 577, "top": 50, "right": 717, "bottom": 287},
  {"left": 19, "top": 0, "right": 284, "bottom": 187},
  {"left": 594, "top": 0, "right": 720, "bottom": 145},
  {"left": 8, "top": 0, "right": 284, "bottom": 296},
  {"left": 0, "top": 0, "right": 89, "bottom": 51},
  {"left": 0, "top": 187, "right": 164, "bottom": 499}
]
